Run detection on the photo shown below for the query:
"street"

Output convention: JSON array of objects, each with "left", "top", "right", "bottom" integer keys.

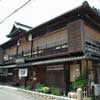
[{"left": 0, "top": 88, "right": 36, "bottom": 100}]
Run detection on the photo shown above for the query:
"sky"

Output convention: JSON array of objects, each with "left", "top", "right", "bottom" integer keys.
[{"left": 0, "top": 0, "right": 100, "bottom": 45}]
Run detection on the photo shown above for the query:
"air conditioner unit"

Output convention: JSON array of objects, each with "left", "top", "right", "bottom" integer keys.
[{"left": 94, "top": 84, "right": 100, "bottom": 96}]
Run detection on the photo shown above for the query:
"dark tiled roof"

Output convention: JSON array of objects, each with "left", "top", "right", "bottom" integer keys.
[
  {"left": 7, "top": 22, "right": 32, "bottom": 38},
  {"left": 28, "top": 1, "right": 100, "bottom": 34}
]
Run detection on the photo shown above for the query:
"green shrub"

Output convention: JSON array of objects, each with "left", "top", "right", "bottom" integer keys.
[
  {"left": 70, "top": 74, "right": 87, "bottom": 91},
  {"left": 35, "top": 86, "right": 43, "bottom": 92},
  {"left": 42, "top": 87, "right": 50, "bottom": 93},
  {"left": 25, "top": 85, "right": 33, "bottom": 90},
  {"left": 35, "top": 83, "right": 62, "bottom": 96},
  {"left": 35, "top": 83, "right": 45, "bottom": 92},
  {"left": 35, "top": 87, "right": 43, "bottom": 92},
  {"left": 50, "top": 87, "right": 62, "bottom": 96}
]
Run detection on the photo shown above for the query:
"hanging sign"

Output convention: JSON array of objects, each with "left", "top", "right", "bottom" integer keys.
[{"left": 19, "top": 68, "right": 28, "bottom": 77}]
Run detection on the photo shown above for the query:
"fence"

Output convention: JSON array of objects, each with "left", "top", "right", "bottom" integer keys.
[
  {"left": 83, "top": 88, "right": 93, "bottom": 98},
  {"left": 68, "top": 88, "right": 93, "bottom": 100}
]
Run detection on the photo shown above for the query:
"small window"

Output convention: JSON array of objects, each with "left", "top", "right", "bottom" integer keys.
[
  {"left": 28, "top": 34, "right": 32, "bottom": 41},
  {"left": 17, "top": 40, "right": 20, "bottom": 46}
]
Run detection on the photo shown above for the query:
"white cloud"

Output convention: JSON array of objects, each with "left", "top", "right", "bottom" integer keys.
[{"left": 0, "top": 0, "right": 100, "bottom": 44}]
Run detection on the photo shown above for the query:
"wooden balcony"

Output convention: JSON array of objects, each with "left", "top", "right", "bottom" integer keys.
[
  {"left": 85, "top": 41, "right": 100, "bottom": 57},
  {"left": 25, "top": 43, "right": 68, "bottom": 60},
  {"left": 3, "top": 43, "right": 68, "bottom": 64}
]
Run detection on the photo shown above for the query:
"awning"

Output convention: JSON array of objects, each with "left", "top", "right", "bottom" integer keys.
[{"left": 0, "top": 55, "right": 87, "bottom": 69}]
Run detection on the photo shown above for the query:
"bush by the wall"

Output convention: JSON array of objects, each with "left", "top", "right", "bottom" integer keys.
[
  {"left": 35, "top": 83, "right": 45, "bottom": 92},
  {"left": 25, "top": 85, "right": 33, "bottom": 90},
  {"left": 35, "top": 83, "right": 62, "bottom": 96},
  {"left": 42, "top": 87, "right": 50, "bottom": 93},
  {"left": 70, "top": 74, "right": 88, "bottom": 91},
  {"left": 50, "top": 87, "right": 62, "bottom": 96}
]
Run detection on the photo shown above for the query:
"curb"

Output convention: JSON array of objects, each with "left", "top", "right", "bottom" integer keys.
[{"left": 0, "top": 85, "right": 17, "bottom": 90}]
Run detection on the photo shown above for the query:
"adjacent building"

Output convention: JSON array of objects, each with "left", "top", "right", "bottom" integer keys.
[{"left": 0, "top": 2, "right": 100, "bottom": 94}]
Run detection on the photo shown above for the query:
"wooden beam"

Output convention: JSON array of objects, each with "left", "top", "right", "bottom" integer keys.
[
  {"left": 63, "top": 63, "right": 70, "bottom": 95},
  {"left": 31, "top": 40, "right": 33, "bottom": 58},
  {"left": 16, "top": 45, "right": 19, "bottom": 58}
]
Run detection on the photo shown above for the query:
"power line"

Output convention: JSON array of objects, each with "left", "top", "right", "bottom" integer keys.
[{"left": 0, "top": 0, "right": 32, "bottom": 24}]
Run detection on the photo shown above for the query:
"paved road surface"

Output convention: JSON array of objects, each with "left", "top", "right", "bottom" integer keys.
[{"left": 0, "top": 88, "right": 36, "bottom": 100}]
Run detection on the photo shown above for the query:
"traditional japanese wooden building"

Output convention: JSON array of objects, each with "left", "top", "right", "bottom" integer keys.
[{"left": 0, "top": 2, "right": 100, "bottom": 94}]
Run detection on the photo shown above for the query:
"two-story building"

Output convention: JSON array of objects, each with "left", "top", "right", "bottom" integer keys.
[{"left": 0, "top": 2, "right": 100, "bottom": 94}]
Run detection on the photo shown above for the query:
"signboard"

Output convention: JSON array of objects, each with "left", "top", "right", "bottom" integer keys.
[{"left": 19, "top": 68, "right": 28, "bottom": 77}]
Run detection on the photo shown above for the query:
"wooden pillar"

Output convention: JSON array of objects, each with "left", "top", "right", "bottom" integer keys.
[
  {"left": 64, "top": 63, "right": 70, "bottom": 95},
  {"left": 64, "top": 64, "right": 67, "bottom": 95},
  {"left": 16, "top": 45, "right": 19, "bottom": 58},
  {"left": 79, "top": 60, "right": 82, "bottom": 75},
  {"left": 81, "top": 60, "right": 87, "bottom": 75},
  {"left": 31, "top": 40, "right": 33, "bottom": 58}
]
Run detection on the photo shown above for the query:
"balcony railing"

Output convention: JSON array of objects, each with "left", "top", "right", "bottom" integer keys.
[
  {"left": 25, "top": 43, "right": 68, "bottom": 60},
  {"left": 3, "top": 43, "right": 68, "bottom": 64},
  {"left": 3, "top": 55, "right": 16, "bottom": 64},
  {"left": 85, "top": 41, "right": 100, "bottom": 57},
  {"left": 4, "top": 59, "right": 15, "bottom": 64}
]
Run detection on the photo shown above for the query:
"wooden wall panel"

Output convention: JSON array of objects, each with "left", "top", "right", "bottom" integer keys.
[
  {"left": 81, "top": 60, "right": 87, "bottom": 74},
  {"left": 18, "top": 41, "right": 31, "bottom": 53},
  {"left": 5, "top": 46, "right": 17, "bottom": 55},
  {"left": 67, "top": 20, "right": 83, "bottom": 53},
  {"left": 36, "top": 66, "right": 46, "bottom": 83},
  {"left": 33, "top": 28, "right": 68, "bottom": 49},
  {"left": 19, "top": 36, "right": 26, "bottom": 44},
  {"left": 84, "top": 25, "right": 100, "bottom": 41},
  {"left": 46, "top": 70, "right": 64, "bottom": 88}
]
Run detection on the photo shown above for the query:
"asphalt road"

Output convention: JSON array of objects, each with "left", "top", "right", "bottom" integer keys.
[{"left": 0, "top": 88, "right": 36, "bottom": 100}]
